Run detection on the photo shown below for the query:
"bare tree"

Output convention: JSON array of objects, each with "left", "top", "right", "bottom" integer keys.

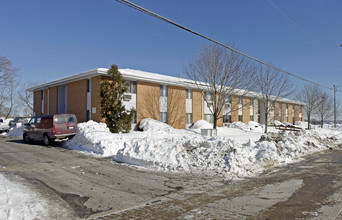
[
  {"left": 139, "top": 87, "right": 159, "bottom": 121},
  {"left": 167, "top": 88, "right": 185, "bottom": 128},
  {"left": 185, "top": 44, "right": 256, "bottom": 129},
  {"left": 315, "top": 89, "right": 333, "bottom": 128},
  {"left": 254, "top": 64, "right": 293, "bottom": 133},
  {"left": 18, "top": 81, "right": 35, "bottom": 115},
  {"left": 139, "top": 86, "right": 184, "bottom": 128},
  {"left": 297, "top": 84, "right": 320, "bottom": 129},
  {"left": 0, "top": 56, "right": 18, "bottom": 118}
]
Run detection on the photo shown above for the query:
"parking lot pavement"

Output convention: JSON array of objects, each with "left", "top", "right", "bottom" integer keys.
[
  {"left": 0, "top": 136, "right": 224, "bottom": 219},
  {"left": 1, "top": 136, "right": 342, "bottom": 219}
]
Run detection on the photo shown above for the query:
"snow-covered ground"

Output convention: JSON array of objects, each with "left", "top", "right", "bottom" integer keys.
[
  {"left": 65, "top": 119, "right": 342, "bottom": 179},
  {"left": 0, "top": 173, "right": 72, "bottom": 220}
]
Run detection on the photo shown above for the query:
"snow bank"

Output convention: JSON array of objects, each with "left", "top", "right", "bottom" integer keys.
[
  {"left": 189, "top": 120, "right": 213, "bottom": 129},
  {"left": 229, "top": 121, "right": 263, "bottom": 132},
  {"left": 6, "top": 120, "right": 28, "bottom": 137},
  {"left": 274, "top": 120, "right": 283, "bottom": 126},
  {"left": 0, "top": 173, "right": 72, "bottom": 219},
  {"left": 65, "top": 119, "right": 342, "bottom": 179},
  {"left": 139, "top": 118, "right": 175, "bottom": 133}
]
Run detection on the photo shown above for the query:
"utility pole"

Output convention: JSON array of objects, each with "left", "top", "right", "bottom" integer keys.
[{"left": 334, "top": 85, "right": 337, "bottom": 128}]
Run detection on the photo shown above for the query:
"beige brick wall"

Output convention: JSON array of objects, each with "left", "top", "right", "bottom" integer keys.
[
  {"left": 49, "top": 86, "right": 58, "bottom": 115},
  {"left": 281, "top": 103, "right": 286, "bottom": 122},
  {"left": 288, "top": 104, "right": 293, "bottom": 124},
  {"left": 34, "top": 90, "right": 42, "bottom": 116},
  {"left": 231, "top": 95, "right": 239, "bottom": 122},
  {"left": 67, "top": 79, "right": 87, "bottom": 122},
  {"left": 192, "top": 90, "right": 202, "bottom": 123},
  {"left": 242, "top": 96, "right": 250, "bottom": 123},
  {"left": 216, "top": 95, "right": 223, "bottom": 127},
  {"left": 136, "top": 81, "right": 160, "bottom": 124},
  {"left": 274, "top": 102, "right": 280, "bottom": 121},
  {"left": 294, "top": 104, "right": 299, "bottom": 122},
  {"left": 301, "top": 105, "right": 305, "bottom": 122},
  {"left": 43, "top": 89, "right": 48, "bottom": 115},
  {"left": 168, "top": 85, "right": 186, "bottom": 129}
]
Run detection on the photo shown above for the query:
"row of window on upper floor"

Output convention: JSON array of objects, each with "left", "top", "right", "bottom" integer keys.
[{"left": 124, "top": 81, "right": 303, "bottom": 109}]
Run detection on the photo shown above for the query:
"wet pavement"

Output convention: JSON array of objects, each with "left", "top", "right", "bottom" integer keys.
[
  {"left": 96, "top": 150, "right": 342, "bottom": 220},
  {"left": 1, "top": 136, "right": 342, "bottom": 219}
]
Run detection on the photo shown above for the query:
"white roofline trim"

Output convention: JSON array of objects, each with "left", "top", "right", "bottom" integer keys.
[{"left": 28, "top": 68, "right": 305, "bottom": 105}]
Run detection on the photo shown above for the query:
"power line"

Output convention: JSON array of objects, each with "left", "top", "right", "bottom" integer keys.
[
  {"left": 116, "top": 0, "right": 335, "bottom": 91},
  {"left": 266, "top": 0, "right": 341, "bottom": 64}
]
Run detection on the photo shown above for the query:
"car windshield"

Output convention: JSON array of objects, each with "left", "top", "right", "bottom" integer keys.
[{"left": 54, "top": 115, "right": 66, "bottom": 124}]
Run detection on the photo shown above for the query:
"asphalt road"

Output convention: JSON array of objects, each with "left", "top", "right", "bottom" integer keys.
[{"left": 0, "top": 135, "right": 342, "bottom": 219}]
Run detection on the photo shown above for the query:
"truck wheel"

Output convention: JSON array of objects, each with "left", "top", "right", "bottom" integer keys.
[
  {"left": 43, "top": 135, "right": 50, "bottom": 146},
  {"left": 23, "top": 133, "right": 31, "bottom": 144}
]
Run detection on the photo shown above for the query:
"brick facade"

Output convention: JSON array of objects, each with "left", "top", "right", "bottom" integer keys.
[
  {"left": 192, "top": 90, "right": 202, "bottom": 123},
  {"left": 231, "top": 95, "right": 239, "bottom": 122},
  {"left": 242, "top": 96, "right": 250, "bottom": 123},
  {"left": 168, "top": 85, "right": 186, "bottom": 129},
  {"left": 67, "top": 79, "right": 88, "bottom": 122},
  {"left": 31, "top": 69, "right": 304, "bottom": 129},
  {"left": 136, "top": 81, "right": 160, "bottom": 123},
  {"left": 49, "top": 86, "right": 58, "bottom": 115}
]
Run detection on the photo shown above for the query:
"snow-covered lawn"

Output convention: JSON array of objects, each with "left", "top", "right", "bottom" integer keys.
[
  {"left": 0, "top": 173, "right": 72, "bottom": 220},
  {"left": 65, "top": 119, "right": 342, "bottom": 179}
]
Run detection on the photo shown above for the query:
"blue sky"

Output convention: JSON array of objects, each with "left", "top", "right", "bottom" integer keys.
[{"left": 1, "top": 0, "right": 342, "bottom": 94}]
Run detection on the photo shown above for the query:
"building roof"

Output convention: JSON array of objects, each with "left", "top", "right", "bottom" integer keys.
[{"left": 28, "top": 68, "right": 305, "bottom": 105}]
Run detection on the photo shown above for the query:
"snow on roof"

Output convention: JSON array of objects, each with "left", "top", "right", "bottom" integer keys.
[{"left": 28, "top": 68, "right": 305, "bottom": 105}]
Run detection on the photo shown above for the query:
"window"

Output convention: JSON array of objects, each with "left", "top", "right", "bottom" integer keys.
[
  {"left": 223, "top": 115, "right": 231, "bottom": 123},
  {"left": 271, "top": 101, "right": 275, "bottom": 110},
  {"left": 225, "top": 96, "right": 231, "bottom": 103},
  {"left": 204, "top": 114, "right": 214, "bottom": 123},
  {"left": 87, "top": 79, "right": 91, "bottom": 92},
  {"left": 86, "top": 110, "right": 90, "bottom": 121},
  {"left": 29, "top": 117, "right": 37, "bottom": 125},
  {"left": 250, "top": 98, "right": 254, "bottom": 107},
  {"left": 160, "top": 112, "right": 168, "bottom": 123},
  {"left": 127, "top": 81, "right": 137, "bottom": 93},
  {"left": 54, "top": 115, "right": 66, "bottom": 124},
  {"left": 239, "top": 115, "right": 243, "bottom": 121},
  {"left": 250, "top": 115, "right": 254, "bottom": 121},
  {"left": 132, "top": 112, "right": 137, "bottom": 124},
  {"left": 186, "top": 113, "right": 192, "bottom": 124},
  {"left": 160, "top": 85, "right": 168, "bottom": 97},
  {"left": 186, "top": 89, "right": 192, "bottom": 99},
  {"left": 67, "top": 114, "right": 77, "bottom": 123},
  {"left": 205, "top": 92, "right": 213, "bottom": 101},
  {"left": 239, "top": 96, "right": 242, "bottom": 105}
]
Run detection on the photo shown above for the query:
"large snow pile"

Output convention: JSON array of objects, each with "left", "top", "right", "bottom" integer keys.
[
  {"left": 6, "top": 120, "right": 29, "bottom": 137},
  {"left": 295, "top": 121, "right": 309, "bottom": 128},
  {"left": 65, "top": 119, "right": 342, "bottom": 179},
  {"left": 229, "top": 121, "right": 263, "bottom": 132},
  {"left": 189, "top": 120, "right": 213, "bottom": 129},
  {"left": 139, "top": 118, "right": 175, "bottom": 133}
]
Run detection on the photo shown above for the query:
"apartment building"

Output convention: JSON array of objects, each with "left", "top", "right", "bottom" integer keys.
[{"left": 29, "top": 68, "right": 305, "bottom": 129}]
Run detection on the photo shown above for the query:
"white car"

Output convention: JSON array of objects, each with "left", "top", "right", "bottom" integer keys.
[{"left": 0, "top": 119, "right": 10, "bottom": 133}]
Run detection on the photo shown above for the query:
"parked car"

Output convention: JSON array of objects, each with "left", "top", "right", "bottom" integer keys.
[
  {"left": 9, "top": 117, "right": 31, "bottom": 129},
  {"left": 23, "top": 114, "right": 77, "bottom": 146},
  {"left": 0, "top": 119, "right": 10, "bottom": 133}
]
